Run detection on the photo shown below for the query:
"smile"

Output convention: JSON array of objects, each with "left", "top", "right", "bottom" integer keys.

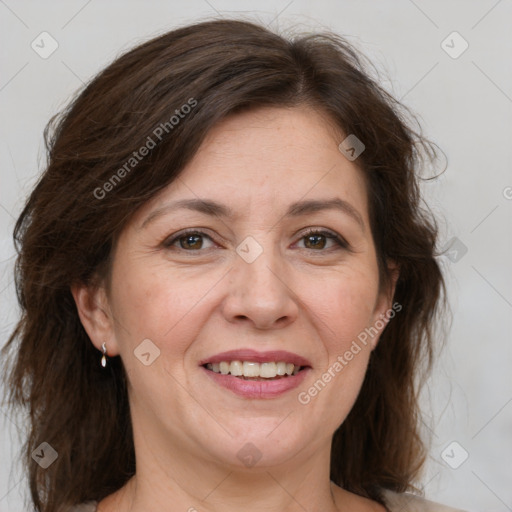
[
  {"left": 204, "top": 361, "right": 303, "bottom": 379},
  {"left": 199, "top": 349, "right": 312, "bottom": 399}
]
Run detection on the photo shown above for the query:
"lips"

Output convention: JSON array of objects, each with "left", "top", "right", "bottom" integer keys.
[{"left": 199, "top": 349, "right": 312, "bottom": 399}]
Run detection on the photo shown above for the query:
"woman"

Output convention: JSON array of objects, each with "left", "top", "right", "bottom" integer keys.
[{"left": 2, "top": 18, "right": 463, "bottom": 512}]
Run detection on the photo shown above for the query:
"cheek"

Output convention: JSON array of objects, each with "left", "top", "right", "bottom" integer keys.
[
  {"left": 110, "top": 261, "right": 226, "bottom": 356},
  {"left": 295, "top": 267, "right": 378, "bottom": 419},
  {"left": 109, "top": 263, "right": 216, "bottom": 415},
  {"left": 302, "top": 265, "right": 379, "bottom": 347}
]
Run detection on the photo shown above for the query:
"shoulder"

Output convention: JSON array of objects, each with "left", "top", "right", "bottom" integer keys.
[
  {"left": 382, "top": 489, "right": 467, "bottom": 512},
  {"left": 64, "top": 502, "right": 98, "bottom": 512}
]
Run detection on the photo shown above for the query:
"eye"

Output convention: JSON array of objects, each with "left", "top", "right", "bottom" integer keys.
[
  {"left": 295, "top": 228, "right": 349, "bottom": 251},
  {"left": 163, "top": 230, "right": 215, "bottom": 251},
  {"left": 162, "top": 228, "right": 349, "bottom": 253}
]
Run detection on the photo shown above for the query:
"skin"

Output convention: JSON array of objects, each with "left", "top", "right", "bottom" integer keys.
[{"left": 73, "top": 106, "right": 397, "bottom": 512}]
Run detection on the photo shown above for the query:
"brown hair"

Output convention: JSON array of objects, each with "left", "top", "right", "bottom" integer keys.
[{"left": 2, "top": 18, "right": 445, "bottom": 511}]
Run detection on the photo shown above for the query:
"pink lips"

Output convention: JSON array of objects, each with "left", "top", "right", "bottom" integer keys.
[{"left": 199, "top": 349, "right": 312, "bottom": 399}]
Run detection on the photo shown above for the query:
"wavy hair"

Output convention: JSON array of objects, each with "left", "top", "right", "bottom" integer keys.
[{"left": 2, "top": 18, "right": 446, "bottom": 511}]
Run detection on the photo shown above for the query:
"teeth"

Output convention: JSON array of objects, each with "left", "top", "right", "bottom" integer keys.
[
  {"left": 259, "top": 362, "right": 277, "bottom": 378},
  {"left": 230, "top": 360, "right": 243, "bottom": 376},
  {"left": 205, "top": 360, "right": 303, "bottom": 378},
  {"left": 243, "top": 361, "right": 260, "bottom": 377},
  {"left": 276, "top": 362, "right": 287, "bottom": 375}
]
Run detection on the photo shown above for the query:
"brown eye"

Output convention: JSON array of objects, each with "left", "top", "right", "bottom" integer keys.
[
  {"left": 304, "top": 233, "right": 327, "bottom": 249},
  {"left": 179, "top": 234, "right": 203, "bottom": 250},
  {"left": 163, "top": 230, "right": 215, "bottom": 251},
  {"left": 297, "top": 229, "right": 348, "bottom": 251}
]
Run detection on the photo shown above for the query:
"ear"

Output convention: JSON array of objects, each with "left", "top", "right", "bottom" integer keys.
[
  {"left": 71, "top": 280, "right": 120, "bottom": 356},
  {"left": 369, "top": 261, "right": 400, "bottom": 350}
]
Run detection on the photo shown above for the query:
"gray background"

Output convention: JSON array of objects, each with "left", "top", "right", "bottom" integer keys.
[{"left": 1, "top": 1, "right": 511, "bottom": 511}]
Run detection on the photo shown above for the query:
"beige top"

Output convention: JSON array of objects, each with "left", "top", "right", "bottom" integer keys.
[
  {"left": 68, "top": 491, "right": 466, "bottom": 511},
  {"left": 382, "top": 490, "right": 466, "bottom": 511}
]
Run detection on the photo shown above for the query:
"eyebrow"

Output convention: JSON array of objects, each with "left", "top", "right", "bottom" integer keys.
[{"left": 140, "top": 197, "right": 365, "bottom": 231}]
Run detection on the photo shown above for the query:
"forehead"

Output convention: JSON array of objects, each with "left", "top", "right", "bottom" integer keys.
[{"left": 132, "top": 106, "right": 370, "bottom": 227}]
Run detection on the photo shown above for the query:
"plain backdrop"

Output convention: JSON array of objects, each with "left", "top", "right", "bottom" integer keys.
[{"left": 1, "top": 1, "right": 511, "bottom": 511}]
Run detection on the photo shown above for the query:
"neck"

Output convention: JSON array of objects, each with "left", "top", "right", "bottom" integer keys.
[
  {"left": 101, "top": 425, "right": 343, "bottom": 512},
  {"left": 117, "top": 470, "right": 340, "bottom": 512}
]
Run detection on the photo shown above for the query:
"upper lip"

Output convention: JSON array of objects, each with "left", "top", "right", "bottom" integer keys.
[{"left": 199, "top": 349, "right": 312, "bottom": 367}]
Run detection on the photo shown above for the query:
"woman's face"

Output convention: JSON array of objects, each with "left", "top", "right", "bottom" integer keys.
[{"left": 82, "top": 106, "right": 396, "bottom": 472}]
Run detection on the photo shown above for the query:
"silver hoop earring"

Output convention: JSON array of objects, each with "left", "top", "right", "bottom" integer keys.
[{"left": 101, "top": 342, "right": 108, "bottom": 368}]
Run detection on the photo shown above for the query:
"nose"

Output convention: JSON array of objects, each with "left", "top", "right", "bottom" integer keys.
[{"left": 220, "top": 243, "right": 299, "bottom": 330}]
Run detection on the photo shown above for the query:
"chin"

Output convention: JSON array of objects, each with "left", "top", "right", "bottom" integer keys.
[{"left": 213, "top": 424, "right": 314, "bottom": 469}]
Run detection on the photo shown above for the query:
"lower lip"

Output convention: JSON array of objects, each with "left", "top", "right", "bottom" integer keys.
[{"left": 201, "top": 366, "right": 311, "bottom": 399}]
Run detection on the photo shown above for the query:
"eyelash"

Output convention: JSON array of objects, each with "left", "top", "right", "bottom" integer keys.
[{"left": 162, "top": 228, "right": 349, "bottom": 253}]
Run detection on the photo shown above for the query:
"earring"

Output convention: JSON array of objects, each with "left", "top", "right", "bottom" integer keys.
[{"left": 101, "top": 342, "right": 108, "bottom": 368}]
